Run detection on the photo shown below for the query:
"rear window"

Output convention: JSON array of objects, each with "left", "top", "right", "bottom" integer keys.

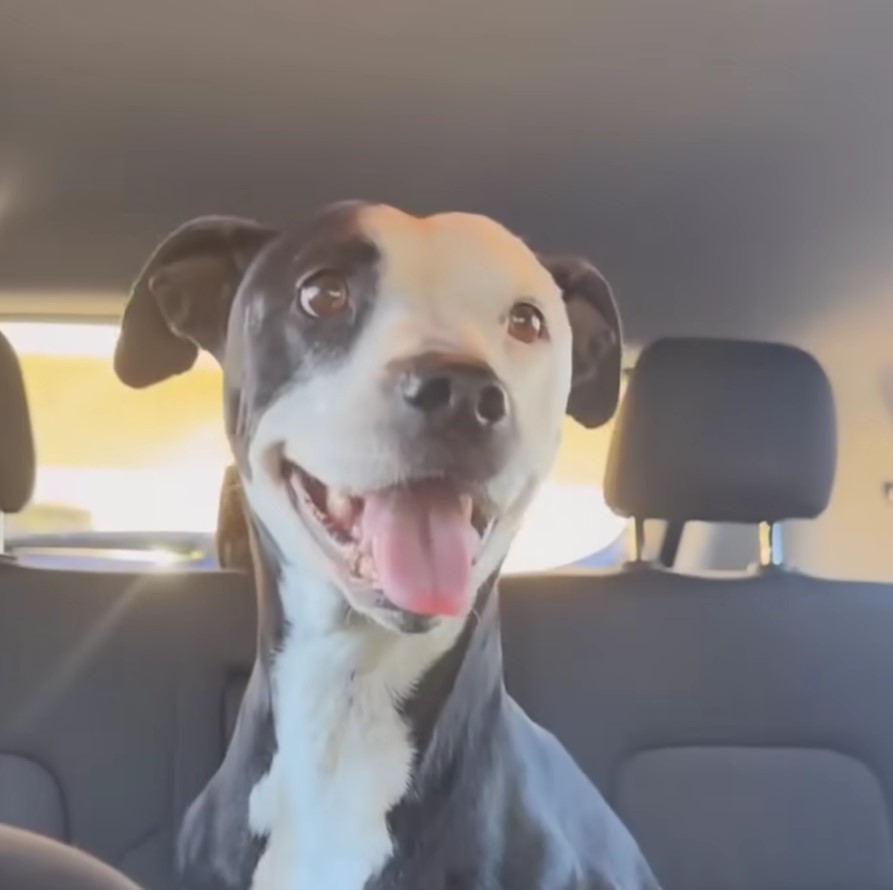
[{"left": 2, "top": 320, "right": 627, "bottom": 572}]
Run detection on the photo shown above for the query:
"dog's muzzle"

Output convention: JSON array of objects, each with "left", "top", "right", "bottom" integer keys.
[{"left": 278, "top": 354, "right": 514, "bottom": 626}]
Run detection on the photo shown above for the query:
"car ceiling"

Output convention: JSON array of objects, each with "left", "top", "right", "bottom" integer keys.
[{"left": 2, "top": 0, "right": 893, "bottom": 345}]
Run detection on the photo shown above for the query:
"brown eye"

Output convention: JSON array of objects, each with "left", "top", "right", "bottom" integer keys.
[
  {"left": 297, "top": 272, "right": 350, "bottom": 318},
  {"left": 507, "top": 302, "right": 546, "bottom": 343}
]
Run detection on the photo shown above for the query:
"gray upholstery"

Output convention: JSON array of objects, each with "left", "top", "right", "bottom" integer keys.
[
  {"left": 500, "top": 569, "right": 893, "bottom": 890},
  {"left": 604, "top": 338, "right": 837, "bottom": 522},
  {"left": 6, "top": 561, "right": 893, "bottom": 890},
  {"left": 575, "top": 336, "right": 893, "bottom": 887},
  {"left": 0, "top": 755, "right": 67, "bottom": 840},
  {"left": 617, "top": 747, "right": 893, "bottom": 890},
  {"left": 0, "top": 564, "right": 255, "bottom": 890},
  {"left": 0, "top": 329, "right": 35, "bottom": 513},
  {"left": 0, "top": 824, "right": 142, "bottom": 890}
]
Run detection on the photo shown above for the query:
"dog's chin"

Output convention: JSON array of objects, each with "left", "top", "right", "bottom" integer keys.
[
  {"left": 356, "top": 599, "right": 442, "bottom": 635},
  {"left": 278, "top": 457, "right": 497, "bottom": 635}
]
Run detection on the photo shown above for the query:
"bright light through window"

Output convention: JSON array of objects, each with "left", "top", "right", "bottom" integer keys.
[{"left": 2, "top": 320, "right": 627, "bottom": 572}]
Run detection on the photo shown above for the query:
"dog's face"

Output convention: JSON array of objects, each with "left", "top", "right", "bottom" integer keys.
[{"left": 115, "top": 202, "right": 620, "bottom": 633}]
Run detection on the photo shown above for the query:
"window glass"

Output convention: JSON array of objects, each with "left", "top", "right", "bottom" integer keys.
[{"left": 3, "top": 320, "right": 627, "bottom": 572}]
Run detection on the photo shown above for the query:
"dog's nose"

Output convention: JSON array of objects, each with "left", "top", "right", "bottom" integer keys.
[{"left": 400, "top": 359, "right": 509, "bottom": 430}]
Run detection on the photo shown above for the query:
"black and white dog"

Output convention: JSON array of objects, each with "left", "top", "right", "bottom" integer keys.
[{"left": 114, "top": 202, "right": 660, "bottom": 890}]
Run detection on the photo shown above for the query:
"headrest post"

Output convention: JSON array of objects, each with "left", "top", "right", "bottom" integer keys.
[
  {"left": 629, "top": 517, "right": 646, "bottom": 562},
  {"left": 603, "top": 338, "right": 837, "bottom": 527},
  {"left": 0, "top": 512, "right": 5, "bottom": 555},
  {"left": 758, "top": 521, "right": 784, "bottom": 567}
]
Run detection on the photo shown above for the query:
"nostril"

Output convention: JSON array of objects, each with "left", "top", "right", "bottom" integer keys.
[
  {"left": 476, "top": 383, "right": 508, "bottom": 425},
  {"left": 404, "top": 375, "right": 453, "bottom": 414}
]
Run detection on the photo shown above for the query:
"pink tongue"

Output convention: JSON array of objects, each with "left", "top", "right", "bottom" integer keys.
[{"left": 361, "top": 484, "right": 478, "bottom": 616}]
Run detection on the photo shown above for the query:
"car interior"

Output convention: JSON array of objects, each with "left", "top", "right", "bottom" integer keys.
[{"left": 2, "top": 2, "right": 893, "bottom": 889}]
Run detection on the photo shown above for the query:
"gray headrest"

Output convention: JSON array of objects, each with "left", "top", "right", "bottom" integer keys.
[
  {"left": 0, "top": 329, "right": 35, "bottom": 513},
  {"left": 604, "top": 337, "right": 836, "bottom": 524}
]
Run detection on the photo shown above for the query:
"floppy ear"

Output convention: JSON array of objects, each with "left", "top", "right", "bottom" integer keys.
[
  {"left": 114, "top": 216, "right": 278, "bottom": 388},
  {"left": 539, "top": 254, "right": 622, "bottom": 429}
]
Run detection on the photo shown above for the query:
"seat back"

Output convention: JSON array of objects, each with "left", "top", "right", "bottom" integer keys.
[
  {"left": 0, "top": 563, "right": 255, "bottom": 890},
  {"left": 0, "top": 330, "right": 257, "bottom": 889},
  {"left": 502, "top": 569, "right": 893, "bottom": 890},
  {"left": 502, "top": 337, "right": 893, "bottom": 890}
]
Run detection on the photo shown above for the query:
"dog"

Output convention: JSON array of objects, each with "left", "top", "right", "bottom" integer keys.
[{"left": 114, "top": 202, "right": 660, "bottom": 890}]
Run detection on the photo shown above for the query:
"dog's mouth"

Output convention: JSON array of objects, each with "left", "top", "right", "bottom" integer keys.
[{"left": 281, "top": 459, "right": 494, "bottom": 618}]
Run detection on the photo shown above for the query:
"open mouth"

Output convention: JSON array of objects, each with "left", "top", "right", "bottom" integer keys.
[{"left": 281, "top": 458, "right": 493, "bottom": 618}]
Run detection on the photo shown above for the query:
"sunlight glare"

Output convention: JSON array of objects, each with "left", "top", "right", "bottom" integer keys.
[
  {"left": 503, "top": 484, "right": 626, "bottom": 573},
  {"left": 2, "top": 321, "right": 216, "bottom": 366}
]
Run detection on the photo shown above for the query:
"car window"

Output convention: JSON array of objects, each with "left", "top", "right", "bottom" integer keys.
[{"left": 2, "top": 320, "right": 627, "bottom": 572}]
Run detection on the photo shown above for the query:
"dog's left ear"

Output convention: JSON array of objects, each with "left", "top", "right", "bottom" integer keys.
[
  {"left": 539, "top": 254, "right": 622, "bottom": 429},
  {"left": 114, "top": 216, "right": 278, "bottom": 388}
]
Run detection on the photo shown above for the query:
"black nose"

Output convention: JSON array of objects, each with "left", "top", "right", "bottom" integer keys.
[{"left": 400, "top": 359, "right": 509, "bottom": 429}]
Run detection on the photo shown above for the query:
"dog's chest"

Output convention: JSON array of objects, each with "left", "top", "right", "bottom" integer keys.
[{"left": 246, "top": 637, "right": 416, "bottom": 890}]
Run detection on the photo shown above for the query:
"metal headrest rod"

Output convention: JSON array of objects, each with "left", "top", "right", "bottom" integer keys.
[
  {"left": 0, "top": 512, "right": 5, "bottom": 555},
  {"left": 758, "top": 521, "right": 784, "bottom": 568},
  {"left": 629, "top": 516, "right": 647, "bottom": 563}
]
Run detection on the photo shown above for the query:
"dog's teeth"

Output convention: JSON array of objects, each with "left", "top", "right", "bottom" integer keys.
[
  {"left": 326, "top": 489, "right": 355, "bottom": 525},
  {"left": 356, "top": 553, "right": 377, "bottom": 582},
  {"left": 459, "top": 494, "right": 473, "bottom": 521}
]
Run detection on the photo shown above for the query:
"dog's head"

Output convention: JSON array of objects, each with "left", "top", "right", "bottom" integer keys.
[{"left": 115, "top": 203, "right": 620, "bottom": 633}]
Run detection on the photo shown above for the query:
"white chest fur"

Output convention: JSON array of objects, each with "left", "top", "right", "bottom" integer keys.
[{"left": 247, "top": 574, "right": 462, "bottom": 890}]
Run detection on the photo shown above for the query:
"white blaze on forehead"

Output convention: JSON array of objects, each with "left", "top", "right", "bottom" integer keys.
[{"left": 358, "top": 205, "right": 564, "bottom": 324}]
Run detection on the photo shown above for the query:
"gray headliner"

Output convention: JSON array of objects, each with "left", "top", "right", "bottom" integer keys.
[{"left": 2, "top": 0, "right": 893, "bottom": 342}]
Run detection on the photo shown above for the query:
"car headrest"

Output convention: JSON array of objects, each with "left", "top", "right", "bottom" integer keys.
[
  {"left": 604, "top": 337, "right": 836, "bottom": 524},
  {"left": 0, "top": 329, "right": 35, "bottom": 514}
]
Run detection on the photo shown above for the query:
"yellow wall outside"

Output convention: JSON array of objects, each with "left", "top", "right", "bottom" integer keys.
[
  {"left": 19, "top": 354, "right": 610, "bottom": 488},
  {"left": 20, "top": 355, "right": 228, "bottom": 470}
]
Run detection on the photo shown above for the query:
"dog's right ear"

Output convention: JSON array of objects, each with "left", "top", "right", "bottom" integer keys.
[
  {"left": 538, "top": 254, "right": 622, "bottom": 429},
  {"left": 114, "top": 216, "right": 278, "bottom": 388}
]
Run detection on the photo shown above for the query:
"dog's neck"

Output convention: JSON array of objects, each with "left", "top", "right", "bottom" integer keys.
[
  {"left": 249, "top": 513, "right": 503, "bottom": 709},
  {"left": 246, "top": 516, "right": 504, "bottom": 888}
]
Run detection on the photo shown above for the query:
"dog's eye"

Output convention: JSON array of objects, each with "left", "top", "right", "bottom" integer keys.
[
  {"left": 507, "top": 302, "right": 546, "bottom": 344},
  {"left": 297, "top": 272, "right": 350, "bottom": 319}
]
